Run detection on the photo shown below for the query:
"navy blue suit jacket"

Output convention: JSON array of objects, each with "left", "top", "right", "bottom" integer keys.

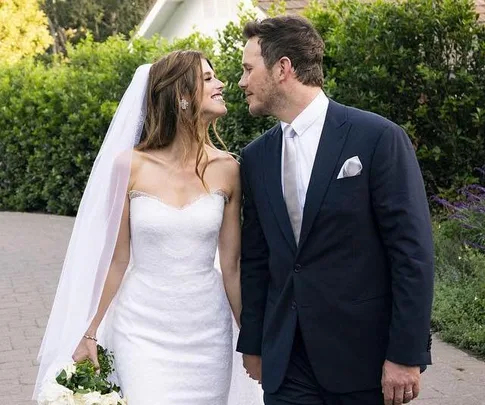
[{"left": 236, "top": 100, "right": 434, "bottom": 394}]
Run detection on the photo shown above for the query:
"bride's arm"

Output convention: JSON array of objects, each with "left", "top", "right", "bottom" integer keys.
[
  {"left": 218, "top": 157, "right": 242, "bottom": 328},
  {"left": 72, "top": 192, "right": 132, "bottom": 368},
  {"left": 72, "top": 154, "right": 140, "bottom": 368}
]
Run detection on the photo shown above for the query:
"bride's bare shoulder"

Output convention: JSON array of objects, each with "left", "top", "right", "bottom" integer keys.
[
  {"left": 206, "top": 148, "right": 240, "bottom": 195},
  {"left": 127, "top": 149, "right": 150, "bottom": 187},
  {"left": 207, "top": 147, "right": 239, "bottom": 171},
  {"left": 131, "top": 149, "right": 145, "bottom": 166}
]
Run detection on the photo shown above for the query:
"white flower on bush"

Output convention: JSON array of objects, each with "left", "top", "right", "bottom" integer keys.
[
  {"left": 81, "top": 391, "right": 103, "bottom": 405},
  {"left": 38, "top": 382, "right": 75, "bottom": 405}
]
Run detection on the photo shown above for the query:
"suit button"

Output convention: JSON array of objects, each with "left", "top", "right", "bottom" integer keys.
[
  {"left": 294, "top": 264, "right": 301, "bottom": 273},
  {"left": 291, "top": 301, "right": 297, "bottom": 310}
]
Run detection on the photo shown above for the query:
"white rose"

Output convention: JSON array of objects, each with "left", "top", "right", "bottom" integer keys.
[
  {"left": 64, "top": 362, "right": 77, "bottom": 380},
  {"left": 100, "top": 391, "right": 123, "bottom": 405},
  {"left": 81, "top": 391, "right": 103, "bottom": 405},
  {"left": 38, "top": 382, "right": 75, "bottom": 405},
  {"left": 73, "top": 393, "right": 86, "bottom": 405}
]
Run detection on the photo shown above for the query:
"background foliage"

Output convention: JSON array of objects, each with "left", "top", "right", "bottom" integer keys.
[
  {"left": 432, "top": 219, "right": 485, "bottom": 356},
  {"left": 0, "top": 0, "right": 484, "bottom": 206},
  {"left": 41, "top": 0, "right": 156, "bottom": 53},
  {"left": 0, "top": 0, "right": 53, "bottom": 64},
  {"left": 430, "top": 171, "right": 485, "bottom": 356},
  {"left": 306, "top": 0, "right": 485, "bottom": 196},
  {"left": 0, "top": 33, "right": 213, "bottom": 215}
]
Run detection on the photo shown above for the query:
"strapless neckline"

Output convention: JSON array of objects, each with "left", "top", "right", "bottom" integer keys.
[{"left": 128, "top": 189, "right": 229, "bottom": 211}]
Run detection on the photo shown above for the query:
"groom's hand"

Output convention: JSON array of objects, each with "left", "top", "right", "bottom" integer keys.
[
  {"left": 242, "top": 354, "right": 262, "bottom": 383},
  {"left": 382, "top": 360, "right": 420, "bottom": 405}
]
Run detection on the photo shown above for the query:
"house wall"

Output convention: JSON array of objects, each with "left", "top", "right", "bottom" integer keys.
[{"left": 160, "top": 0, "right": 265, "bottom": 40}]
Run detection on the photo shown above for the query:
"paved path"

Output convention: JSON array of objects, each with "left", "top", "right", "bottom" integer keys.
[{"left": 1, "top": 212, "right": 484, "bottom": 404}]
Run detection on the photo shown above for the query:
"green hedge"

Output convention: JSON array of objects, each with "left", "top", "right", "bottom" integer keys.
[
  {"left": 306, "top": 0, "right": 485, "bottom": 195},
  {"left": 0, "top": 37, "right": 150, "bottom": 214},
  {"left": 0, "top": 34, "right": 213, "bottom": 215},
  {"left": 1, "top": 0, "right": 485, "bottom": 214},
  {"left": 432, "top": 221, "right": 485, "bottom": 357}
]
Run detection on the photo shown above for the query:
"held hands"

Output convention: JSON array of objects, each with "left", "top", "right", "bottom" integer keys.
[
  {"left": 72, "top": 334, "right": 100, "bottom": 372},
  {"left": 382, "top": 360, "right": 420, "bottom": 405},
  {"left": 242, "top": 354, "right": 262, "bottom": 384}
]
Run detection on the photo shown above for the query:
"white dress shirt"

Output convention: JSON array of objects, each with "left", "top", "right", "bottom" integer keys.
[{"left": 281, "top": 90, "right": 329, "bottom": 210}]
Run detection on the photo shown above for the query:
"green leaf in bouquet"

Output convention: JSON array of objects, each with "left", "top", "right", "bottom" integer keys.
[
  {"left": 55, "top": 369, "right": 68, "bottom": 385},
  {"left": 78, "top": 376, "right": 90, "bottom": 388},
  {"left": 97, "top": 344, "right": 116, "bottom": 378}
]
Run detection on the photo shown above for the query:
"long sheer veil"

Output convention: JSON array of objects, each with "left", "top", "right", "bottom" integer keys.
[
  {"left": 33, "top": 64, "right": 151, "bottom": 399},
  {"left": 33, "top": 62, "right": 263, "bottom": 405}
]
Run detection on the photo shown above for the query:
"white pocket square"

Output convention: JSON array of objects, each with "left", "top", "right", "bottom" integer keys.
[{"left": 337, "top": 156, "right": 362, "bottom": 179}]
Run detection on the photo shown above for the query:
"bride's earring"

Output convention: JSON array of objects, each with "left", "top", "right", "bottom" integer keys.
[{"left": 180, "top": 98, "right": 189, "bottom": 110}]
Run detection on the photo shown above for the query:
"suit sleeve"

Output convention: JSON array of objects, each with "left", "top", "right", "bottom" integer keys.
[
  {"left": 370, "top": 124, "right": 434, "bottom": 366},
  {"left": 236, "top": 147, "right": 270, "bottom": 355}
]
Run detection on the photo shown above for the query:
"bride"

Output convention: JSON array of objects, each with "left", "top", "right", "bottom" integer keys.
[{"left": 34, "top": 50, "right": 263, "bottom": 404}]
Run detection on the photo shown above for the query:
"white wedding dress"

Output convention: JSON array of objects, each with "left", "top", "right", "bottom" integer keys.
[{"left": 101, "top": 189, "right": 263, "bottom": 405}]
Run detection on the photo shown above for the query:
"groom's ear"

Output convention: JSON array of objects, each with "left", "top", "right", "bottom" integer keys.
[{"left": 276, "top": 57, "right": 294, "bottom": 82}]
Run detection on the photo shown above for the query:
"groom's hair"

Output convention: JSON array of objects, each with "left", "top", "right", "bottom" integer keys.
[{"left": 243, "top": 15, "right": 324, "bottom": 88}]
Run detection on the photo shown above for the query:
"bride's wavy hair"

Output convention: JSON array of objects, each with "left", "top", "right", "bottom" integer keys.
[{"left": 136, "top": 50, "right": 226, "bottom": 188}]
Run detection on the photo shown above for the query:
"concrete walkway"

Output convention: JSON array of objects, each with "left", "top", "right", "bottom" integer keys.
[{"left": 1, "top": 212, "right": 484, "bottom": 404}]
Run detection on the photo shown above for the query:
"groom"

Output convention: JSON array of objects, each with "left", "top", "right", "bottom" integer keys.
[{"left": 236, "top": 15, "right": 435, "bottom": 405}]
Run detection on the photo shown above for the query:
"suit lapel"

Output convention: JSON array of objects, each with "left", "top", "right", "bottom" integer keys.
[
  {"left": 298, "top": 101, "right": 351, "bottom": 252},
  {"left": 264, "top": 126, "right": 297, "bottom": 253}
]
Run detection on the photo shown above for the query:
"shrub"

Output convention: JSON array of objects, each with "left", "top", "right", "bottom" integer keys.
[
  {"left": 0, "top": 34, "right": 214, "bottom": 215},
  {"left": 432, "top": 278, "right": 485, "bottom": 357},
  {"left": 431, "top": 233, "right": 485, "bottom": 357},
  {"left": 0, "top": 0, "right": 53, "bottom": 64},
  {"left": 431, "top": 171, "right": 485, "bottom": 357},
  {"left": 433, "top": 165, "right": 485, "bottom": 253},
  {"left": 306, "top": 0, "right": 485, "bottom": 195}
]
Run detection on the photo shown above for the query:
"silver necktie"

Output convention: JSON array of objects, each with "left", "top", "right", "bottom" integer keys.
[{"left": 283, "top": 126, "right": 302, "bottom": 243}]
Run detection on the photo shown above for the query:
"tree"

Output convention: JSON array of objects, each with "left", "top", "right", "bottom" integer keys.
[
  {"left": 0, "top": 0, "right": 52, "bottom": 64},
  {"left": 42, "top": 0, "right": 155, "bottom": 53}
]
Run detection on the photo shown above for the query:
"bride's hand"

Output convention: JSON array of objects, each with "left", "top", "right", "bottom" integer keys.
[{"left": 72, "top": 335, "right": 100, "bottom": 371}]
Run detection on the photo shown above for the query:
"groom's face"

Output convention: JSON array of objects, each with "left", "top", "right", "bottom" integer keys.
[{"left": 239, "top": 37, "right": 279, "bottom": 117}]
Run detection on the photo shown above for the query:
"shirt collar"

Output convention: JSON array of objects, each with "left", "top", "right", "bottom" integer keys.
[{"left": 280, "top": 91, "right": 328, "bottom": 137}]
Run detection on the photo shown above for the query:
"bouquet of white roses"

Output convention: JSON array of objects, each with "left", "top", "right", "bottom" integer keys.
[{"left": 38, "top": 345, "right": 127, "bottom": 405}]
